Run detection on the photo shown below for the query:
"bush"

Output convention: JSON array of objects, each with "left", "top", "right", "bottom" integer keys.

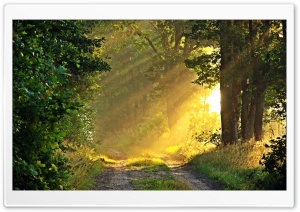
[
  {"left": 13, "top": 20, "right": 109, "bottom": 190},
  {"left": 195, "top": 128, "right": 221, "bottom": 147},
  {"left": 256, "top": 135, "right": 286, "bottom": 190}
]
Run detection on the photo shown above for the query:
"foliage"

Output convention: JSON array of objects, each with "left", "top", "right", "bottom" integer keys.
[
  {"left": 63, "top": 106, "right": 95, "bottom": 147},
  {"left": 64, "top": 144, "right": 103, "bottom": 190},
  {"left": 13, "top": 20, "right": 109, "bottom": 190},
  {"left": 185, "top": 48, "right": 220, "bottom": 88},
  {"left": 257, "top": 135, "right": 286, "bottom": 190},
  {"left": 174, "top": 86, "right": 221, "bottom": 161},
  {"left": 188, "top": 20, "right": 219, "bottom": 41},
  {"left": 136, "top": 112, "right": 168, "bottom": 140},
  {"left": 195, "top": 128, "right": 222, "bottom": 147},
  {"left": 189, "top": 140, "right": 269, "bottom": 190},
  {"left": 184, "top": 20, "right": 221, "bottom": 88},
  {"left": 185, "top": 20, "right": 286, "bottom": 143}
]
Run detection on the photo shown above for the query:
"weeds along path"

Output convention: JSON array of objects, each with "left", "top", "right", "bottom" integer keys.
[
  {"left": 170, "top": 165, "right": 223, "bottom": 190},
  {"left": 92, "top": 160, "right": 223, "bottom": 190}
]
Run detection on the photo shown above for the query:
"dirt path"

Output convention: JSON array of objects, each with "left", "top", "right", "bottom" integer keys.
[
  {"left": 92, "top": 162, "right": 223, "bottom": 190},
  {"left": 170, "top": 165, "right": 223, "bottom": 190}
]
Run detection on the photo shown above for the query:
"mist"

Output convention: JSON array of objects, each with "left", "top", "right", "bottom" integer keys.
[{"left": 90, "top": 21, "right": 221, "bottom": 161}]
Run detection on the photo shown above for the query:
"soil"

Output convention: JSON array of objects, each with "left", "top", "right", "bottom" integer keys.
[{"left": 92, "top": 160, "right": 223, "bottom": 190}]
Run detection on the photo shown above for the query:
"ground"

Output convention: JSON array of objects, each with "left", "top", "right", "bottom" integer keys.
[{"left": 92, "top": 158, "right": 223, "bottom": 190}]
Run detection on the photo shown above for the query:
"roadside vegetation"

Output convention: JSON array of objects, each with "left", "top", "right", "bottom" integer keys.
[
  {"left": 64, "top": 144, "right": 104, "bottom": 190},
  {"left": 13, "top": 20, "right": 286, "bottom": 190},
  {"left": 189, "top": 134, "right": 286, "bottom": 190}
]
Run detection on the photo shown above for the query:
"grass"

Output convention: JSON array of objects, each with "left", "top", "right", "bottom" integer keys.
[
  {"left": 132, "top": 178, "right": 190, "bottom": 190},
  {"left": 126, "top": 155, "right": 191, "bottom": 190},
  {"left": 126, "top": 156, "right": 169, "bottom": 171},
  {"left": 179, "top": 141, "right": 217, "bottom": 162},
  {"left": 64, "top": 144, "right": 104, "bottom": 190},
  {"left": 189, "top": 140, "right": 270, "bottom": 190},
  {"left": 74, "top": 161, "right": 103, "bottom": 190}
]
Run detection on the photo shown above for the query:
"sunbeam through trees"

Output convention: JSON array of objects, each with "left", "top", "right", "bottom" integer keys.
[{"left": 13, "top": 20, "right": 287, "bottom": 190}]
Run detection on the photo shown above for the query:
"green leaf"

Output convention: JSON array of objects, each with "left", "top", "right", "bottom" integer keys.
[
  {"left": 37, "top": 160, "right": 46, "bottom": 168},
  {"left": 28, "top": 164, "right": 38, "bottom": 176},
  {"left": 57, "top": 66, "right": 66, "bottom": 74},
  {"left": 50, "top": 142, "right": 58, "bottom": 149},
  {"left": 49, "top": 164, "right": 58, "bottom": 172},
  {"left": 57, "top": 75, "right": 67, "bottom": 84}
]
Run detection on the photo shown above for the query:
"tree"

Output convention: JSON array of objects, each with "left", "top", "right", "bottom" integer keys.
[
  {"left": 186, "top": 20, "right": 286, "bottom": 144},
  {"left": 219, "top": 21, "right": 245, "bottom": 144},
  {"left": 240, "top": 20, "right": 286, "bottom": 141},
  {"left": 102, "top": 21, "right": 207, "bottom": 131},
  {"left": 131, "top": 21, "right": 200, "bottom": 131},
  {"left": 186, "top": 20, "right": 242, "bottom": 145},
  {"left": 13, "top": 20, "right": 109, "bottom": 190}
]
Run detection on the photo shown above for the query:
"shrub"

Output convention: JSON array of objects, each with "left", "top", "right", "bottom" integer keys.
[
  {"left": 257, "top": 135, "right": 286, "bottom": 190},
  {"left": 13, "top": 20, "right": 109, "bottom": 190},
  {"left": 195, "top": 128, "right": 221, "bottom": 147}
]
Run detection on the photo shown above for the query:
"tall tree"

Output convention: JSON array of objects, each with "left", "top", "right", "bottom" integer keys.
[
  {"left": 241, "top": 20, "right": 285, "bottom": 141},
  {"left": 241, "top": 20, "right": 257, "bottom": 141},
  {"left": 218, "top": 20, "right": 241, "bottom": 145},
  {"left": 13, "top": 20, "right": 109, "bottom": 190},
  {"left": 186, "top": 20, "right": 286, "bottom": 144},
  {"left": 132, "top": 21, "right": 199, "bottom": 131}
]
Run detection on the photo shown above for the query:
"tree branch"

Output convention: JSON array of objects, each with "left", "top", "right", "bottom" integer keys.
[
  {"left": 135, "top": 30, "right": 163, "bottom": 59},
  {"left": 174, "top": 30, "right": 184, "bottom": 51}
]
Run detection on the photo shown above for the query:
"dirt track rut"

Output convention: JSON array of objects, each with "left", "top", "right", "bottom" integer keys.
[{"left": 92, "top": 163, "right": 223, "bottom": 190}]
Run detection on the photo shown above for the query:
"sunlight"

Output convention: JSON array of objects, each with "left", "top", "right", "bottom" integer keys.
[{"left": 207, "top": 84, "right": 221, "bottom": 113}]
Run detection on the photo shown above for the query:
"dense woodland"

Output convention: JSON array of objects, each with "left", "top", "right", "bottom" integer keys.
[{"left": 13, "top": 20, "right": 286, "bottom": 190}]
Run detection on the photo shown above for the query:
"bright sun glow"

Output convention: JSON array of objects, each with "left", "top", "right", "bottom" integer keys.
[{"left": 207, "top": 84, "right": 221, "bottom": 113}]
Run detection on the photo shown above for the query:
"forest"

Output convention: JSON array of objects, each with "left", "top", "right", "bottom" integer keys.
[{"left": 13, "top": 20, "right": 286, "bottom": 190}]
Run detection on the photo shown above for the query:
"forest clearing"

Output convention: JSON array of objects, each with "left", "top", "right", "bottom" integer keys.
[{"left": 13, "top": 20, "right": 286, "bottom": 191}]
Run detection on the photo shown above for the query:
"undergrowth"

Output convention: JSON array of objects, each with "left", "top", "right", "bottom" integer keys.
[
  {"left": 189, "top": 140, "right": 270, "bottom": 190},
  {"left": 64, "top": 144, "right": 104, "bottom": 190}
]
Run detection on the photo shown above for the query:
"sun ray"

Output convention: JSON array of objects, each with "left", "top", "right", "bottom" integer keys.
[{"left": 207, "top": 84, "right": 221, "bottom": 113}]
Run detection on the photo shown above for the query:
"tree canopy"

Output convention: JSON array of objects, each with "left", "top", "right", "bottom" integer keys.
[
  {"left": 13, "top": 20, "right": 110, "bottom": 190},
  {"left": 12, "top": 20, "right": 286, "bottom": 190}
]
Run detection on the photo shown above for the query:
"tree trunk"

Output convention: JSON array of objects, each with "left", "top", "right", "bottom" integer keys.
[
  {"left": 219, "top": 21, "right": 239, "bottom": 145},
  {"left": 231, "top": 79, "right": 240, "bottom": 143},
  {"left": 254, "top": 90, "right": 266, "bottom": 140},
  {"left": 220, "top": 79, "right": 232, "bottom": 145},
  {"left": 241, "top": 80, "right": 256, "bottom": 141},
  {"left": 252, "top": 20, "right": 270, "bottom": 141},
  {"left": 220, "top": 76, "right": 239, "bottom": 145},
  {"left": 240, "top": 20, "right": 257, "bottom": 142},
  {"left": 165, "top": 86, "right": 179, "bottom": 130}
]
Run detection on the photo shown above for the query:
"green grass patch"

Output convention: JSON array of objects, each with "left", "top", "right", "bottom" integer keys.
[
  {"left": 65, "top": 144, "right": 104, "bottom": 190},
  {"left": 127, "top": 156, "right": 190, "bottom": 190},
  {"left": 192, "top": 162, "right": 265, "bottom": 190},
  {"left": 189, "top": 141, "right": 269, "bottom": 190},
  {"left": 126, "top": 157, "right": 169, "bottom": 171},
  {"left": 132, "top": 178, "right": 190, "bottom": 190},
  {"left": 75, "top": 161, "right": 103, "bottom": 190}
]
